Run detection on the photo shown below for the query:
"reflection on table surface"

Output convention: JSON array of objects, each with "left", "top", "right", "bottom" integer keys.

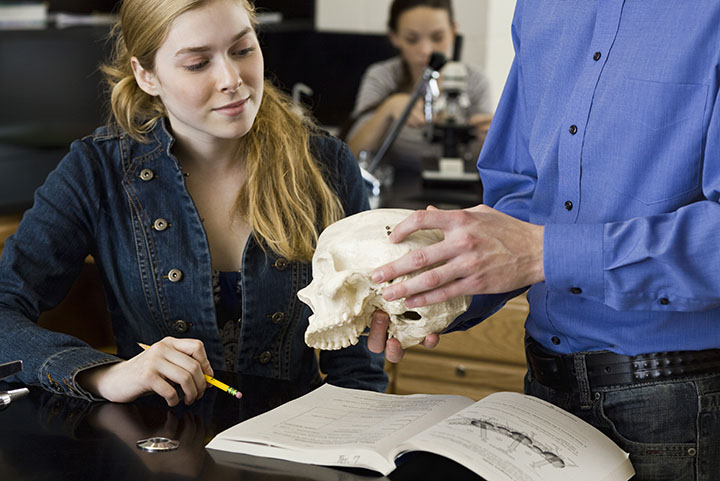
[{"left": 0, "top": 373, "right": 484, "bottom": 481}]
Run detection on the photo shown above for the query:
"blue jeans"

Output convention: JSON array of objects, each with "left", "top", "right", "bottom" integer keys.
[{"left": 525, "top": 369, "right": 720, "bottom": 480}]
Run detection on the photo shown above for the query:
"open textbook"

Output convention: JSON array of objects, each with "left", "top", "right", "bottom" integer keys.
[{"left": 205, "top": 384, "right": 634, "bottom": 481}]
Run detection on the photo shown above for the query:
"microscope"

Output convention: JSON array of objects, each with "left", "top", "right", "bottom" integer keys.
[
  {"left": 361, "top": 50, "right": 483, "bottom": 208},
  {"left": 420, "top": 60, "right": 480, "bottom": 184}
]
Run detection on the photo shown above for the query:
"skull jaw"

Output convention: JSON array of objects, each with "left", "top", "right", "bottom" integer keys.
[
  {"left": 304, "top": 315, "right": 369, "bottom": 350},
  {"left": 299, "top": 273, "right": 379, "bottom": 350},
  {"left": 302, "top": 277, "right": 471, "bottom": 350}
]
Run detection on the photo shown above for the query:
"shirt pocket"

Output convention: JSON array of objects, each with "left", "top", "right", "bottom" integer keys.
[{"left": 597, "top": 78, "right": 706, "bottom": 205}]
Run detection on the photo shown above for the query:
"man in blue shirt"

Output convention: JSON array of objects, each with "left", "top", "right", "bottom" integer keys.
[{"left": 368, "top": 1, "right": 720, "bottom": 478}]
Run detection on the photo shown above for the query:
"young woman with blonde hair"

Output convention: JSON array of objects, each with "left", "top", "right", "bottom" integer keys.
[{"left": 0, "top": 0, "right": 387, "bottom": 405}]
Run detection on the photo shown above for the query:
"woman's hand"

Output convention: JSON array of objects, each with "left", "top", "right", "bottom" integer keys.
[
  {"left": 469, "top": 113, "right": 493, "bottom": 144},
  {"left": 77, "top": 337, "right": 214, "bottom": 406},
  {"left": 347, "top": 93, "right": 426, "bottom": 156},
  {"left": 469, "top": 112, "right": 493, "bottom": 130}
]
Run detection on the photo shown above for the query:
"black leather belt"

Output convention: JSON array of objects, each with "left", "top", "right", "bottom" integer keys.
[{"left": 525, "top": 336, "right": 720, "bottom": 391}]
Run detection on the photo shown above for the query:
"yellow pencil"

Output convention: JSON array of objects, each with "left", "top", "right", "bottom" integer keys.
[{"left": 137, "top": 343, "right": 242, "bottom": 399}]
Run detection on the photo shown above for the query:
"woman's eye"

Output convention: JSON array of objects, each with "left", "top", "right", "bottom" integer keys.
[
  {"left": 184, "top": 60, "right": 209, "bottom": 72},
  {"left": 233, "top": 46, "right": 256, "bottom": 57}
]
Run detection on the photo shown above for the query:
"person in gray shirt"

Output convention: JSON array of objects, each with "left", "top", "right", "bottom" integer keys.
[{"left": 346, "top": 0, "right": 493, "bottom": 171}]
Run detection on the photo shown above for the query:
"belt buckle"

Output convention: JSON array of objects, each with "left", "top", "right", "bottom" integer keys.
[{"left": 526, "top": 341, "right": 573, "bottom": 390}]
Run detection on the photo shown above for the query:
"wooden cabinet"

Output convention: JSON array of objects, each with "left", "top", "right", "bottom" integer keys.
[
  {"left": 386, "top": 295, "right": 528, "bottom": 400},
  {"left": 0, "top": 214, "right": 22, "bottom": 250}
]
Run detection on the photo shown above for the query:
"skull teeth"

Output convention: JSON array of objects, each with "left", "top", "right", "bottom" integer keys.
[{"left": 305, "top": 318, "right": 366, "bottom": 351}]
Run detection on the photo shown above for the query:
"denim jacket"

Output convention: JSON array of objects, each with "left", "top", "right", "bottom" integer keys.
[{"left": 0, "top": 120, "right": 387, "bottom": 400}]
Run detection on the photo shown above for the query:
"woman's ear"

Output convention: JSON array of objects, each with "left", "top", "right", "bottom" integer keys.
[
  {"left": 131, "top": 57, "right": 159, "bottom": 96},
  {"left": 388, "top": 31, "right": 400, "bottom": 50}
]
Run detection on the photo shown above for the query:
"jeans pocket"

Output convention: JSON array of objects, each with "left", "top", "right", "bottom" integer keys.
[
  {"left": 697, "top": 391, "right": 720, "bottom": 481},
  {"left": 597, "top": 383, "right": 698, "bottom": 481}
]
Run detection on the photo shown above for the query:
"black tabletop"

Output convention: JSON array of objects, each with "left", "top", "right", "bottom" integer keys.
[
  {"left": 0, "top": 373, "right": 484, "bottom": 481},
  {"left": 379, "top": 167, "right": 483, "bottom": 211}
]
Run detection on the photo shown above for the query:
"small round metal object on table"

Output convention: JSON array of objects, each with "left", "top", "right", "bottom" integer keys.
[{"left": 136, "top": 437, "right": 180, "bottom": 452}]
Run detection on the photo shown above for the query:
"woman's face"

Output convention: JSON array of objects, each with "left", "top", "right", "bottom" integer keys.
[
  {"left": 389, "top": 6, "right": 456, "bottom": 77},
  {"left": 132, "top": 0, "right": 264, "bottom": 147}
]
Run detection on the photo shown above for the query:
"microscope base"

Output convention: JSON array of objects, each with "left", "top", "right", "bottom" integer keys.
[{"left": 421, "top": 156, "right": 480, "bottom": 182}]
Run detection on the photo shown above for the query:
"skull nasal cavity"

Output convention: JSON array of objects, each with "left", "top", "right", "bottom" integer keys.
[{"left": 400, "top": 311, "right": 422, "bottom": 320}]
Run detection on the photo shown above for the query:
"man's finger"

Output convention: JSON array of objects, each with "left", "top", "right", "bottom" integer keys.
[
  {"left": 385, "top": 338, "right": 405, "bottom": 363},
  {"left": 421, "top": 333, "right": 440, "bottom": 349},
  {"left": 372, "top": 239, "right": 452, "bottom": 286},
  {"left": 368, "top": 311, "right": 390, "bottom": 353},
  {"left": 379, "top": 252, "right": 462, "bottom": 303},
  {"left": 386, "top": 209, "right": 450, "bottom": 243}
]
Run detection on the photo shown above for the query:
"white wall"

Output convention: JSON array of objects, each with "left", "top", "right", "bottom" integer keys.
[
  {"left": 483, "top": 0, "right": 516, "bottom": 109},
  {"left": 315, "top": 0, "right": 516, "bottom": 109}
]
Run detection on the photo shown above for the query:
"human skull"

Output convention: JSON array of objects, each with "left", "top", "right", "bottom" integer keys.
[{"left": 298, "top": 208, "right": 470, "bottom": 350}]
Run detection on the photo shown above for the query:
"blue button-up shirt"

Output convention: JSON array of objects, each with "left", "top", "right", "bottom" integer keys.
[{"left": 461, "top": 0, "right": 720, "bottom": 355}]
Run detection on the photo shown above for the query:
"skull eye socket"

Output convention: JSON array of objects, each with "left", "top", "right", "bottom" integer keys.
[{"left": 399, "top": 311, "right": 422, "bottom": 320}]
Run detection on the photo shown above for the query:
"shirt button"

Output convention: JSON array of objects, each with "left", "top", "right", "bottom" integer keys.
[
  {"left": 167, "top": 268, "right": 183, "bottom": 282},
  {"left": 593, "top": 51, "right": 602, "bottom": 61},
  {"left": 270, "top": 312, "right": 286, "bottom": 324},
  {"left": 153, "top": 218, "right": 170, "bottom": 231},
  {"left": 551, "top": 336, "right": 561, "bottom": 345},
  {"left": 173, "top": 319, "right": 189, "bottom": 333},
  {"left": 660, "top": 298, "right": 670, "bottom": 305},
  {"left": 273, "top": 258, "right": 289, "bottom": 271},
  {"left": 569, "top": 125, "right": 578, "bottom": 135},
  {"left": 258, "top": 351, "right": 272, "bottom": 364},
  {"left": 564, "top": 200, "right": 573, "bottom": 211},
  {"left": 570, "top": 287, "right": 582, "bottom": 294},
  {"left": 139, "top": 168, "right": 155, "bottom": 181}
]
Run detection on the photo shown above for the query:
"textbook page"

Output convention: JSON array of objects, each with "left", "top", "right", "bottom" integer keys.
[
  {"left": 395, "top": 391, "right": 634, "bottom": 481},
  {"left": 206, "top": 384, "right": 473, "bottom": 475}
]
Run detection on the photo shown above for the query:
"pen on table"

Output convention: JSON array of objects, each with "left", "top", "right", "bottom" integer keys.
[{"left": 137, "top": 343, "right": 242, "bottom": 399}]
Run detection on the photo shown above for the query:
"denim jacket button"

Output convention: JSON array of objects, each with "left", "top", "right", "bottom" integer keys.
[
  {"left": 167, "top": 269, "right": 183, "bottom": 282},
  {"left": 173, "top": 319, "right": 188, "bottom": 333},
  {"left": 139, "top": 168, "right": 155, "bottom": 181},
  {"left": 272, "top": 258, "right": 289, "bottom": 271},
  {"left": 153, "top": 218, "right": 169, "bottom": 231},
  {"left": 270, "top": 312, "right": 285, "bottom": 324},
  {"left": 258, "top": 351, "right": 272, "bottom": 364}
]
